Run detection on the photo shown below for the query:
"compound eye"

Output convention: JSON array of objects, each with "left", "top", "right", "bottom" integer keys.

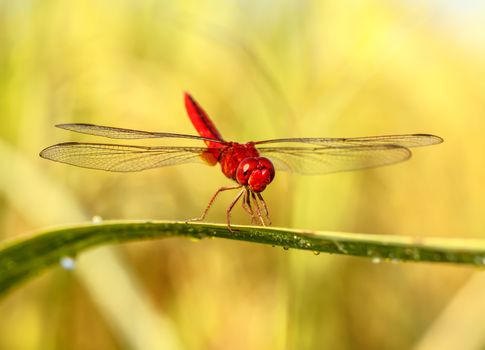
[
  {"left": 257, "top": 157, "right": 275, "bottom": 181},
  {"left": 235, "top": 158, "right": 258, "bottom": 185}
]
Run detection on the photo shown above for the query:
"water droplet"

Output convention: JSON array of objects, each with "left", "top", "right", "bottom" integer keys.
[
  {"left": 387, "top": 253, "right": 400, "bottom": 264},
  {"left": 60, "top": 256, "right": 76, "bottom": 270},
  {"left": 372, "top": 256, "right": 381, "bottom": 264},
  {"left": 92, "top": 215, "right": 103, "bottom": 224},
  {"left": 313, "top": 251, "right": 320, "bottom": 256},
  {"left": 298, "top": 239, "right": 310, "bottom": 249}
]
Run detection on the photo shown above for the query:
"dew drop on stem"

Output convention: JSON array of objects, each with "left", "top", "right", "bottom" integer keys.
[
  {"left": 60, "top": 256, "right": 76, "bottom": 270},
  {"left": 92, "top": 215, "right": 103, "bottom": 224},
  {"left": 372, "top": 256, "right": 381, "bottom": 264}
]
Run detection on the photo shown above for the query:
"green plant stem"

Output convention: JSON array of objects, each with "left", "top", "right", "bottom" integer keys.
[{"left": 1, "top": 221, "right": 485, "bottom": 297}]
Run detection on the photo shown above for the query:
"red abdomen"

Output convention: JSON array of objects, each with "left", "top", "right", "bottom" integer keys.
[
  {"left": 184, "top": 93, "right": 224, "bottom": 146},
  {"left": 184, "top": 92, "right": 226, "bottom": 165}
]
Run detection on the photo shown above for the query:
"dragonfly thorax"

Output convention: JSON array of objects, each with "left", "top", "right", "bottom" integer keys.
[
  {"left": 218, "top": 142, "right": 259, "bottom": 178},
  {"left": 235, "top": 157, "right": 275, "bottom": 192}
]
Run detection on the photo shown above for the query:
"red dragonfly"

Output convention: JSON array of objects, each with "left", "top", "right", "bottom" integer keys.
[{"left": 40, "top": 92, "right": 442, "bottom": 230}]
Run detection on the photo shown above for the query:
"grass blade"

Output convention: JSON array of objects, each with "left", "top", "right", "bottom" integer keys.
[{"left": 1, "top": 221, "right": 485, "bottom": 297}]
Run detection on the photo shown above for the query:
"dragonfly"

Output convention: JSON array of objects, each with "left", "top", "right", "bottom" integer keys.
[{"left": 40, "top": 92, "right": 443, "bottom": 230}]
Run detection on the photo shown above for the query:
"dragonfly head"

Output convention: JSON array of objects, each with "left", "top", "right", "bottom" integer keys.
[{"left": 236, "top": 157, "right": 275, "bottom": 192}]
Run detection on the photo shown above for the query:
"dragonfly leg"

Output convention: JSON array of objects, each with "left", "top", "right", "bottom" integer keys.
[
  {"left": 241, "top": 189, "right": 249, "bottom": 214},
  {"left": 241, "top": 188, "right": 258, "bottom": 224},
  {"left": 256, "top": 192, "right": 271, "bottom": 225},
  {"left": 187, "top": 184, "right": 242, "bottom": 222},
  {"left": 247, "top": 190, "right": 259, "bottom": 225},
  {"left": 226, "top": 188, "right": 245, "bottom": 232},
  {"left": 250, "top": 192, "right": 267, "bottom": 226},
  {"left": 241, "top": 189, "right": 254, "bottom": 221}
]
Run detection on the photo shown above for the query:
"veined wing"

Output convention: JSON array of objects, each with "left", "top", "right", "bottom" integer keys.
[
  {"left": 56, "top": 123, "right": 228, "bottom": 144},
  {"left": 258, "top": 144, "right": 413, "bottom": 175},
  {"left": 254, "top": 134, "right": 443, "bottom": 148},
  {"left": 39, "top": 142, "right": 216, "bottom": 172}
]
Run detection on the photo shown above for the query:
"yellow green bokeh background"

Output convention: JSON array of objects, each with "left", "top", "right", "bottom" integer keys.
[{"left": 1, "top": 1, "right": 485, "bottom": 349}]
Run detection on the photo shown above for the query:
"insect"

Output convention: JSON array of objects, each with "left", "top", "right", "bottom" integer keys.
[{"left": 40, "top": 92, "right": 442, "bottom": 230}]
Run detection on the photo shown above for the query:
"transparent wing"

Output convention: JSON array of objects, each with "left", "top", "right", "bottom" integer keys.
[
  {"left": 258, "top": 145, "right": 413, "bottom": 174},
  {"left": 56, "top": 123, "right": 227, "bottom": 144},
  {"left": 254, "top": 134, "right": 443, "bottom": 148},
  {"left": 40, "top": 142, "right": 215, "bottom": 172}
]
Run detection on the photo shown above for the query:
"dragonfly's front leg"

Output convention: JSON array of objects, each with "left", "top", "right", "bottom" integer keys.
[
  {"left": 250, "top": 192, "right": 267, "bottom": 226},
  {"left": 256, "top": 192, "right": 271, "bottom": 226},
  {"left": 241, "top": 188, "right": 258, "bottom": 224},
  {"left": 187, "top": 184, "right": 242, "bottom": 223},
  {"left": 226, "top": 188, "right": 246, "bottom": 232}
]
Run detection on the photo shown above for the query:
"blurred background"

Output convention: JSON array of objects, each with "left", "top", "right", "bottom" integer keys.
[{"left": 1, "top": 0, "right": 485, "bottom": 349}]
